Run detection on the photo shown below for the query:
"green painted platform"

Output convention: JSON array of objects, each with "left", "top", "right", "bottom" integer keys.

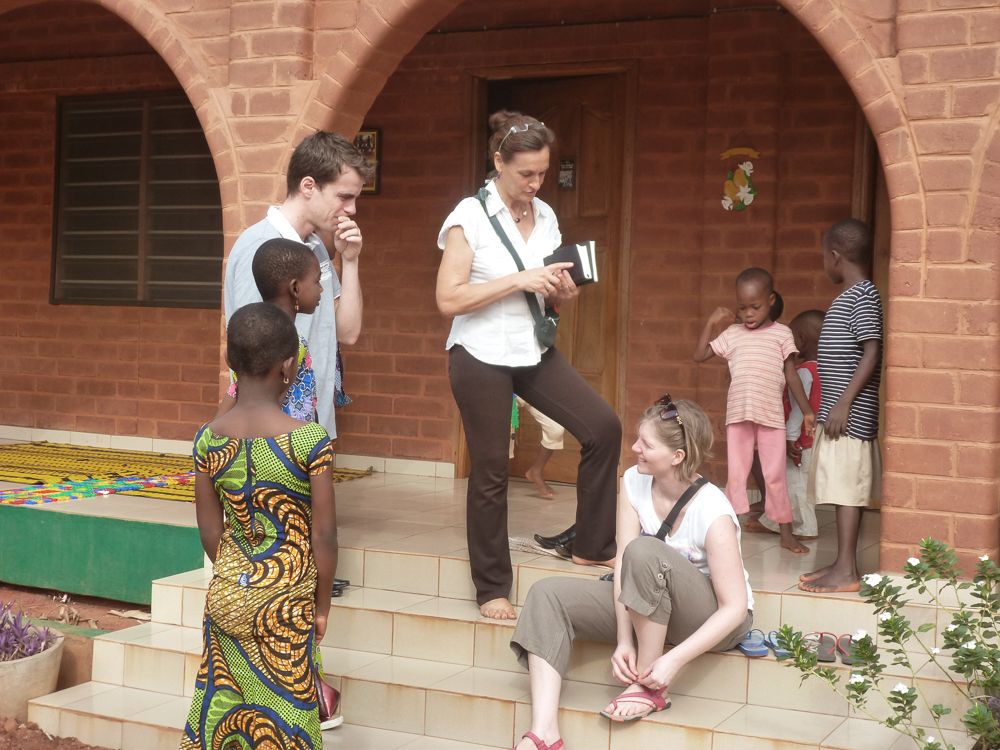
[{"left": 0, "top": 504, "right": 203, "bottom": 605}]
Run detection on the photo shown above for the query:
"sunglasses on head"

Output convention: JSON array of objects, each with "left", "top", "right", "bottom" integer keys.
[
  {"left": 654, "top": 394, "right": 686, "bottom": 441},
  {"left": 498, "top": 122, "right": 546, "bottom": 150}
]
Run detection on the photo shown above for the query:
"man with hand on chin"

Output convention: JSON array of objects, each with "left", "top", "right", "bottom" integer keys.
[
  {"left": 224, "top": 132, "right": 374, "bottom": 605},
  {"left": 225, "top": 131, "right": 373, "bottom": 436}
]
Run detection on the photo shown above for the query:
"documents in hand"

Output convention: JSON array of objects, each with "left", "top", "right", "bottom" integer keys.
[{"left": 543, "top": 241, "right": 598, "bottom": 287}]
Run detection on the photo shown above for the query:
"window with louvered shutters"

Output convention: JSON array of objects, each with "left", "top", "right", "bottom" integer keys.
[{"left": 52, "top": 92, "right": 223, "bottom": 308}]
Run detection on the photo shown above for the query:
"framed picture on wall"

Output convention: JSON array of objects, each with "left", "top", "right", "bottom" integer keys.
[{"left": 353, "top": 128, "right": 381, "bottom": 195}]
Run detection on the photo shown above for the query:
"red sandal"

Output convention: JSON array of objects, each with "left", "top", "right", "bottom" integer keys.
[
  {"left": 516, "top": 731, "right": 563, "bottom": 750},
  {"left": 599, "top": 684, "right": 671, "bottom": 722}
]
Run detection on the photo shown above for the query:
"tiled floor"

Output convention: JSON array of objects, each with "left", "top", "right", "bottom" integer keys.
[{"left": 18, "top": 469, "right": 882, "bottom": 594}]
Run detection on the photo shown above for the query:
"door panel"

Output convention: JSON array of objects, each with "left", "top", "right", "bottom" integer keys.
[{"left": 496, "top": 74, "right": 626, "bottom": 484}]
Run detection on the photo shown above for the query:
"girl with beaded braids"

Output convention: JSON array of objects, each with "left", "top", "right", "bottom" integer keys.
[{"left": 180, "top": 302, "right": 340, "bottom": 748}]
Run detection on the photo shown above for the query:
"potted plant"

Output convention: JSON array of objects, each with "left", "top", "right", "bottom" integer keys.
[{"left": 0, "top": 601, "right": 64, "bottom": 722}]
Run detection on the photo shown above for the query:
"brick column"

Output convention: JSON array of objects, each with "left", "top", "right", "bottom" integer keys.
[{"left": 880, "top": 1, "right": 1000, "bottom": 569}]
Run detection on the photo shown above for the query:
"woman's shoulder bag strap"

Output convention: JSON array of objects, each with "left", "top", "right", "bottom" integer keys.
[
  {"left": 654, "top": 477, "right": 710, "bottom": 541},
  {"left": 475, "top": 188, "right": 560, "bottom": 348},
  {"left": 476, "top": 188, "right": 542, "bottom": 324}
]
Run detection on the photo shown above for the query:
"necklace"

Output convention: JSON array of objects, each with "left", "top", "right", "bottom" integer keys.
[{"left": 513, "top": 205, "right": 529, "bottom": 223}]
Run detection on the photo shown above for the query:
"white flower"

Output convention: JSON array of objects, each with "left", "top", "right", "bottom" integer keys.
[
  {"left": 738, "top": 161, "right": 754, "bottom": 175},
  {"left": 862, "top": 574, "right": 884, "bottom": 587},
  {"left": 722, "top": 196, "right": 733, "bottom": 210},
  {"left": 926, "top": 737, "right": 936, "bottom": 746},
  {"left": 907, "top": 557, "right": 920, "bottom": 566},
  {"left": 848, "top": 673, "right": 866, "bottom": 685},
  {"left": 879, "top": 612, "right": 893, "bottom": 622},
  {"left": 963, "top": 640, "right": 977, "bottom": 650},
  {"left": 891, "top": 682, "right": 910, "bottom": 694},
  {"left": 932, "top": 648, "right": 941, "bottom": 655},
  {"left": 980, "top": 555, "right": 990, "bottom": 562},
  {"left": 737, "top": 184, "right": 754, "bottom": 206},
  {"left": 947, "top": 624, "right": 958, "bottom": 632},
  {"left": 855, "top": 629, "right": 868, "bottom": 641}
]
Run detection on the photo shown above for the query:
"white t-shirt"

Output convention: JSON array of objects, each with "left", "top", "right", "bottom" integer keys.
[
  {"left": 223, "top": 207, "right": 342, "bottom": 436},
  {"left": 622, "top": 466, "right": 754, "bottom": 610},
  {"left": 437, "top": 180, "right": 562, "bottom": 367}
]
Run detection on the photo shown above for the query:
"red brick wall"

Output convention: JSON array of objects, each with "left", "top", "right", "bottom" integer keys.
[
  {"left": 0, "top": 2, "right": 220, "bottom": 441},
  {"left": 338, "top": 4, "right": 857, "bottom": 470}
]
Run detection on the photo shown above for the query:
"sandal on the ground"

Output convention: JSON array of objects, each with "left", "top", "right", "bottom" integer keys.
[
  {"left": 763, "top": 630, "right": 790, "bottom": 657},
  {"left": 803, "top": 631, "right": 838, "bottom": 662},
  {"left": 738, "top": 628, "right": 769, "bottom": 657},
  {"left": 516, "top": 731, "right": 563, "bottom": 750},
  {"left": 837, "top": 633, "right": 862, "bottom": 665},
  {"left": 599, "top": 685, "right": 671, "bottom": 723}
]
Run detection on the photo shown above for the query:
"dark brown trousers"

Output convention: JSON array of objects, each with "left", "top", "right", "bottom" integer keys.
[{"left": 449, "top": 345, "right": 622, "bottom": 606}]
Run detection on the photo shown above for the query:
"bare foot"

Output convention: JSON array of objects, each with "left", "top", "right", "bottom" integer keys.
[
  {"left": 525, "top": 468, "right": 555, "bottom": 498},
  {"left": 480, "top": 598, "right": 517, "bottom": 620},
  {"left": 800, "top": 563, "right": 835, "bottom": 582},
  {"left": 797, "top": 571, "right": 860, "bottom": 593},
  {"left": 794, "top": 534, "right": 819, "bottom": 541},
  {"left": 572, "top": 555, "right": 615, "bottom": 567},
  {"left": 780, "top": 531, "right": 809, "bottom": 554},
  {"left": 749, "top": 500, "right": 765, "bottom": 514},
  {"left": 743, "top": 517, "right": 777, "bottom": 535},
  {"left": 601, "top": 682, "right": 665, "bottom": 720}
]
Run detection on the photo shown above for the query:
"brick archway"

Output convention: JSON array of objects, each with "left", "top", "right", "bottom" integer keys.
[{"left": 0, "top": 0, "right": 236, "bottom": 228}]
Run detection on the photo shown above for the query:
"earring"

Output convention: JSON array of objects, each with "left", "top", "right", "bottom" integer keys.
[
  {"left": 294, "top": 296, "right": 299, "bottom": 313},
  {"left": 283, "top": 376, "right": 290, "bottom": 384}
]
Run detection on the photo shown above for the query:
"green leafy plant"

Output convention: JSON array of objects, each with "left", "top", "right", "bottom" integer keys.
[{"left": 776, "top": 539, "right": 1000, "bottom": 750}]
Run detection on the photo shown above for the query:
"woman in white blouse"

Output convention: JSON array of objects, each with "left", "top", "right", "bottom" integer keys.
[{"left": 436, "top": 111, "right": 622, "bottom": 621}]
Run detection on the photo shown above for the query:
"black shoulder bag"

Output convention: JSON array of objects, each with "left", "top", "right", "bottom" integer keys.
[
  {"left": 599, "top": 477, "right": 710, "bottom": 582},
  {"left": 476, "top": 187, "right": 559, "bottom": 348}
]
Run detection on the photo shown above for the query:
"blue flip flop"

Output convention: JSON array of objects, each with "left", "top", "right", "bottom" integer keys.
[
  {"left": 764, "top": 630, "right": 790, "bottom": 657},
  {"left": 738, "top": 628, "right": 769, "bottom": 657}
]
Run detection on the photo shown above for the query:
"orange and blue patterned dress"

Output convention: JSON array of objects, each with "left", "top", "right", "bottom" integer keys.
[{"left": 180, "top": 421, "right": 332, "bottom": 750}]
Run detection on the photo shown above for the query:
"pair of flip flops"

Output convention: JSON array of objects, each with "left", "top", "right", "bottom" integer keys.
[
  {"left": 738, "top": 629, "right": 789, "bottom": 658},
  {"left": 598, "top": 684, "right": 671, "bottom": 722},
  {"left": 803, "top": 631, "right": 861, "bottom": 664}
]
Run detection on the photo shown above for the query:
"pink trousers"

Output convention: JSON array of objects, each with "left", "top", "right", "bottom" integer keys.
[{"left": 725, "top": 421, "right": 793, "bottom": 524}]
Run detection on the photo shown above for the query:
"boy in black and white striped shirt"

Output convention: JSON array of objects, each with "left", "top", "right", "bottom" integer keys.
[{"left": 799, "top": 219, "right": 883, "bottom": 594}]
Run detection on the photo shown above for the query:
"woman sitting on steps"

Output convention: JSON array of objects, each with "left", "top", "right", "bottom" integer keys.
[{"left": 509, "top": 397, "right": 754, "bottom": 750}]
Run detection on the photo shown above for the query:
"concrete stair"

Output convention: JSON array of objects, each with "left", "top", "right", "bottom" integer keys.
[{"left": 29, "top": 544, "right": 976, "bottom": 750}]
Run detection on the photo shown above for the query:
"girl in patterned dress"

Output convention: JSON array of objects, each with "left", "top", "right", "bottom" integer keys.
[
  {"left": 218, "top": 238, "right": 323, "bottom": 423},
  {"left": 181, "top": 302, "right": 339, "bottom": 750}
]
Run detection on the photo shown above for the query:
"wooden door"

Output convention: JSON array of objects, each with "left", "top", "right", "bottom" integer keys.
[{"left": 492, "top": 74, "right": 627, "bottom": 484}]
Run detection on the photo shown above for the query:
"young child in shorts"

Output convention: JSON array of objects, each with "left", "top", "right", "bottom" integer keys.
[
  {"left": 745, "top": 309, "right": 825, "bottom": 540},
  {"left": 800, "top": 219, "right": 883, "bottom": 593},
  {"left": 217, "top": 238, "right": 322, "bottom": 423},
  {"left": 694, "top": 268, "right": 815, "bottom": 553}
]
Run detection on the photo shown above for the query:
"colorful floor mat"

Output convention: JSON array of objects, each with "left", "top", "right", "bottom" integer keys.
[
  {"left": 0, "top": 474, "right": 195, "bottom": 506},
  {"left": 0, "top": 441, "right": 373, "bottom": 504},
  {"left": 0, "top": 441, "right": 191, "bottom": 484}
]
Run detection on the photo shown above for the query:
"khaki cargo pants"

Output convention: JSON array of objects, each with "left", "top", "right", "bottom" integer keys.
[{"left": 511, "top": 536, "right": 752, "bottom": 675}]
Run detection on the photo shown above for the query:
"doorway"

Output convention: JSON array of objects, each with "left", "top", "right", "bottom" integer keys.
[{"left": 481, "top": 73, "right": 629, "bottom": 485}]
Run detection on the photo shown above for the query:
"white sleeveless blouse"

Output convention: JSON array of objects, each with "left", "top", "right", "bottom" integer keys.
[{"left": 622, "top": 466, "right": 754, "bottom": 610}]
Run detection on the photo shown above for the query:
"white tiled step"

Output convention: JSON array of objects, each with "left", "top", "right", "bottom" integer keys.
[
  {"left": 29, "top": 682, "right": 188, "bottom": 750},
  {"left": 91, "top": 622, "right": 202, "bottom": 697},
  {"left": 154, "top": 562, "right": 923, "bottom": 648},
  {"left": 319, "top": 651, "right": 976, "bottom": 750},
  {"left": 27, "top": 682, "right": 500, "bottom": 750}
]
